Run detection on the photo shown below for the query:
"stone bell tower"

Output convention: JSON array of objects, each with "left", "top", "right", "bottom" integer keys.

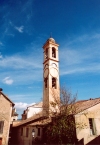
[{"left": 42, "top": 37, "right": 60, "bottom": 116}]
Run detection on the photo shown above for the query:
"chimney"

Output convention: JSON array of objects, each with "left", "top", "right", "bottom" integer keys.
[{"left": 0, "top": 88, "right": 3, "bottom": 92}]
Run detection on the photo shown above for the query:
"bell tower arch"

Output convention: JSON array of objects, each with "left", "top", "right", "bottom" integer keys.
[{"left": 42, "top": 38, "right": 60, "bottom": 116}]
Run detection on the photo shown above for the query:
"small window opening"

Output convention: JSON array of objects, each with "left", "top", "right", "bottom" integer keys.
[
  {"left": 38, "top": 128, "right": 40, "bottom": 136},
  {"left": 44, "top": 78, "right": 48, "bottom": 88},
  {"left": 45, "top": 49, "right": 48, "bottom": 59},
  {"left": 26, "top": 128, "right": 29, "bottom": 137},
  {"left": 52, "top": 77, "right": 56, "bottom": 89},
  {"left": 89, "top": 118, "right": 95, "bottom": 135},
  {"left": 0, "top": 121, "right": 4, "bottom": 134},
  {"left": 52, "top": 47, "right": 56, "bottom": 58},
  {"left": 21, "top": 128, "right": 23, "bottom": 136}
]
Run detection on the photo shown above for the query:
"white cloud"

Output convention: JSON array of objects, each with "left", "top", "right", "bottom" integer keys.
[
  {"left": 15, "top": 102, "right": 35, "bottom": 110},
  {"left": 59, "top": 32, "right": 100, "bottom": 75},
  {"left": 0, "top": 51, "right": 42, "bottom": 84},
  {"left": 15, "top": 26, "right": 24, "bottom": 33},
  {"left": 0, "top": 54, "right": 42, "bottom": 69},
  {"left": 3, "top": 77, "right": 13, "bottom": 85}
]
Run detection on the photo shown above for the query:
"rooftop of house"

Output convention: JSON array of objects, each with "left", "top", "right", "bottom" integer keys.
[
  {"left": 0, "top": 89, "right": 15, "bottom": 106},
  {"left": 13, "top": 111, "right": 47, "bottom": 127},
  {"left": 28, "top": 102, "right": 43, "bottom": 108},
  {"left": 13, "top": 97, "right": 100, "bottom": 127},
  {"left": 74, "top": 97, "right": 100, "bottom": 114}
]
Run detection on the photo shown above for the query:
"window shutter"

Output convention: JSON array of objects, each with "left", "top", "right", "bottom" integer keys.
[{"left": 0, "top": 121, "right": 4, "bottom": 134}]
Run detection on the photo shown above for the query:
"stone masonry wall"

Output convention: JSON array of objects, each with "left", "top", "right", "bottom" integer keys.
[{"left": 0, "top": 94, "right": 12, "bottom": 145}]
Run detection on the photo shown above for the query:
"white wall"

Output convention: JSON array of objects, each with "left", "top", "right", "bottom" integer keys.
[{"left": 27, "top": 107, "right": 42, "bottom": 118}]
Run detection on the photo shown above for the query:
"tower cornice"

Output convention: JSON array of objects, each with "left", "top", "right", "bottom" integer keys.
[
  {"left": 43, "top": 39, "right": 59, "bottom": 49},
  {"left": 43, "top": 58, "right": 59, "bottom": 64}
]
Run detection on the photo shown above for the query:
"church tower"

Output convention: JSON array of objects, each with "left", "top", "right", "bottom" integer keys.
[{"left": 43, "top": 38, "right": 60, "bottom": 115}]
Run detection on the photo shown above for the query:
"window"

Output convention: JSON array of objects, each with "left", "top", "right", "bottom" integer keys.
[
  {"left": 52, "top": 77, "right": 56, "bottom": 89},
  {"left": 26, "top": 128, "right": 29, "bottom": 137},
  {"left": 45, "top": 49, "right": 48, "bottom": 59},
  {"left": 37, "top": 128, "right": 40, "bottom": 136},
  {"left": 21, "top": 128, "right": 23, "bottom": 136},
  {"left": 0, "top": 121, "right": 4, "bottom": 134},
  {"left": 89, "top": 118, "right": 95, "bottom": 135},
  {"left": 52, "top": 47, "right": 56, "bottom": 58},
  {"left": 44, "top": 78, "right": 48, "bottom": 88}
]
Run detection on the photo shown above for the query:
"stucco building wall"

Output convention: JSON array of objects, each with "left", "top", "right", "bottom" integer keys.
[
  {"left": 27, "top": 107, "right": 42, "bottom": 118},
  {"left": 16, "top": 125, "right": 42, "bottom": 145},
  {"left": 75, "top": 103, "right": 100, "bottom": 145},
  {"left": 0, "top": 93, "right": 13, "bottom": 145}
]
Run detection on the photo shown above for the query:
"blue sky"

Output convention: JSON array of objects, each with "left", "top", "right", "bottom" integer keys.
[{"left": 0, "top": 0, "right": 100, "bottom": 117}]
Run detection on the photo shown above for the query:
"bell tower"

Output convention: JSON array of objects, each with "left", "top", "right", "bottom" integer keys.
[{"left": 43, "top": 38, "right": 60, "bottom": 116}]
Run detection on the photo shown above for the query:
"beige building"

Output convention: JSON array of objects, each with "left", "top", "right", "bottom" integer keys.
[
  {"left": 0, "top": 88, "right": 18, "bottom": 145},
  {"left": 74, "top": 98, "right": 100, "bottom": 145}
]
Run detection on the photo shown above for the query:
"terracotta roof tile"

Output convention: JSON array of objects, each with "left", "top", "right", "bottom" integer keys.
[
  {"left": 75, "top": 98, "right": 100, "bottom": 114},
  {"left": 28, "top": 102, "right": 43, "bottom": 108},
  {"left": 13, "top": 111, "right": 47, "bottom": 127}
]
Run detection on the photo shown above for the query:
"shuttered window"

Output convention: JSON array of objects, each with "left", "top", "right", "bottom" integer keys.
[
  {"left": 89, "top": 118, "right": 95, "bottom": 135},
  {"left": 21, "top": 128, "right": 23, "bottom": 136},
  {"left": 26, "top": 128, "right": 29, "bottom": 137},
  {"left": 0, "top": 121, "right": 4, "bottom": 134},
  {"left": 38, "top": 128, "right": 40, "bottom": 136}
]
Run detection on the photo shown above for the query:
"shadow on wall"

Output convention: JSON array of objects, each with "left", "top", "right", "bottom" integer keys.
[
  {"left": 77, "top": 138, "right": 84, "bottom": 145},
  {"left": 77, "top": 135, "right": 100, "bottom": 145},
  {"left": 86, "top": 135, "right": 100, "bottom": 145}
]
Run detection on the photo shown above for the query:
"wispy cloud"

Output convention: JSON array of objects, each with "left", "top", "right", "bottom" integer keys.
[
  {"left": 7, "top": 33, "right": 14, "bottom": 37},
  {"left": 0, "top": 53, "right": 2, "bottom": 59},
  {"left": 0, "top": 50, "right": 42, "bottom": 85},
  {"left": 15, "top": 102, "right": 35, "bottom": 110},
  {"left": 15, "top": 26, "right": 24, "bottom": 33},
  {"left": 60, "top": 32, "right": 100, "bottom": 75},
  {"left": 2, "top": 77, "right": 13, "bottom": 85},
  {"left": 0, "top": 54, "right": 42, "bottom": 69},
  {"left": 0, "top": 41, "right": 3, "bottom": 46}
]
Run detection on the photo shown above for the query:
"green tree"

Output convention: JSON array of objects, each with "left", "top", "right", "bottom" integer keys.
[{"left": 44, "top": 87, "right": 77, "bottom": 145}]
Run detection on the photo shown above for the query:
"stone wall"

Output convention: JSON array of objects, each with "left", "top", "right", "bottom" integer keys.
[{"left": 0, "top": 94, "right": 12, "bottom": 145}]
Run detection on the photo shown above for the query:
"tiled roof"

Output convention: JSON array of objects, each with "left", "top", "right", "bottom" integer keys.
[
  {"left": 74, "top": 98, "right": 100, "bottom": 114},
  {"left": 13, "top": 98, "right": 100, "bottom": 127},
  {"left": 29, "top": 118, "right": 51, "bottom": 126},
  {"left": 13, "top": 111, "right": 47, "bottom": 127}
]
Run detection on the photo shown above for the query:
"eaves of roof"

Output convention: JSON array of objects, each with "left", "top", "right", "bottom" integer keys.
[
  {"left": 13, "top": 111, "right": 48, "bottom": 127},
  {"left": 74, "top": 98, "right": 100, "bottom": 115},
  {"left": 0, "top": 91, "right": 15, "bottom": 106}
]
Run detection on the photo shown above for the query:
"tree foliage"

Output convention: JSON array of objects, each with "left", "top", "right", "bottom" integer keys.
[{"left": 44, "top": 87, "right": 78, "bottom": 145}]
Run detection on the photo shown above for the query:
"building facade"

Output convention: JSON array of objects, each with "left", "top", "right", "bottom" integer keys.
[
  {"left": 75, "top": 98, "right": 100, "bottom": 145},
  {"left": 0, "top": 89, "right": 15, "bottom": 145}
]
